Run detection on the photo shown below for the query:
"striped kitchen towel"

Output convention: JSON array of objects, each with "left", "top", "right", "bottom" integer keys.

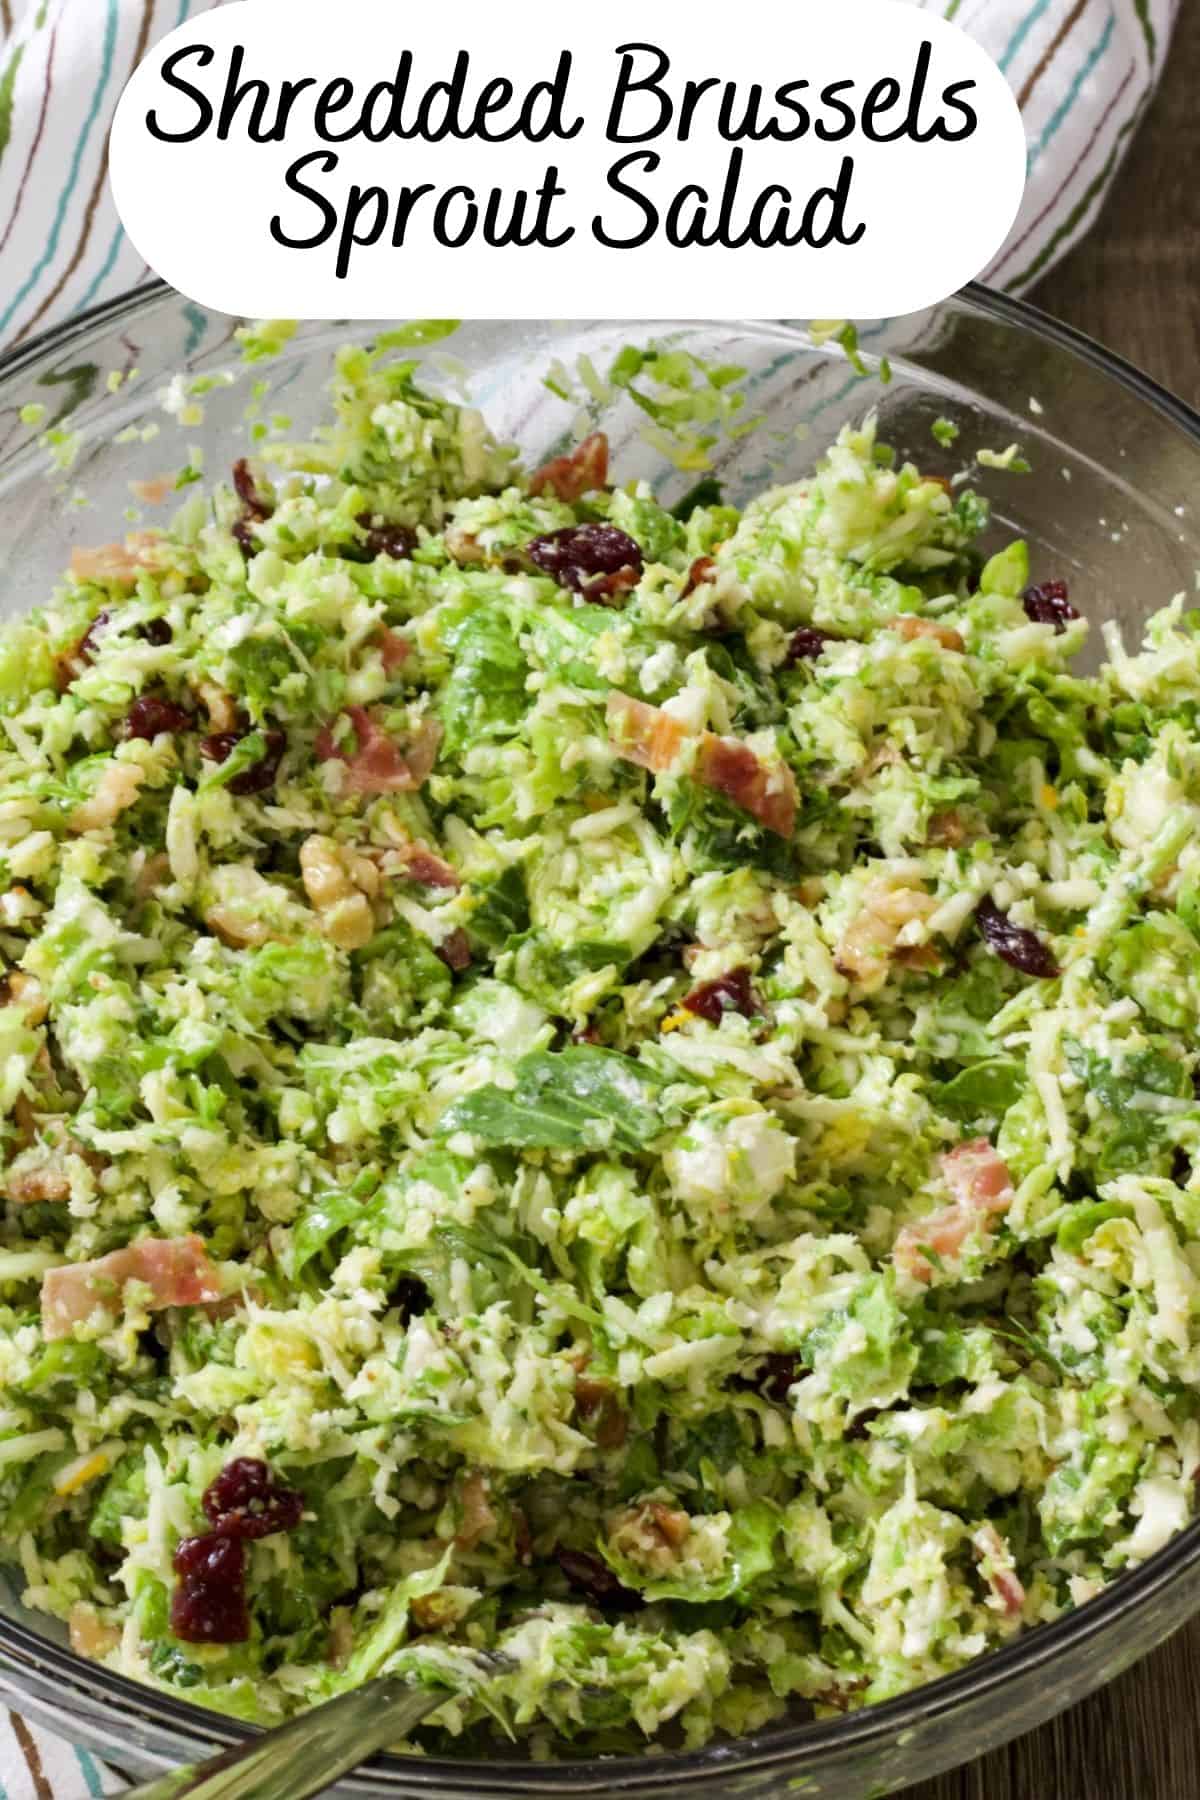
[
  {"left": 0, "top": 1708, "right": 124, "bottom": 1797},
  {"left": 0, "top": 0, "right": 1182, "bottom": 350}
]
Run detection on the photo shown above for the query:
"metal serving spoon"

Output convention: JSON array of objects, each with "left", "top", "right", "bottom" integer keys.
[{"left": 123, "top": 1661, "right": 499, "bottom": 1800}]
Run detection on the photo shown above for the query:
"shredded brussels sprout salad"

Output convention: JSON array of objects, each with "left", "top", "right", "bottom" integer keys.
[{"left": 2, "top": 330, "right": 1200, "bottom": 1756}]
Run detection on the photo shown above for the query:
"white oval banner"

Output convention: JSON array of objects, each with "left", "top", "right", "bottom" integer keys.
[{"left": 109, "top": 0, "right": 1026, "bottom": 319}]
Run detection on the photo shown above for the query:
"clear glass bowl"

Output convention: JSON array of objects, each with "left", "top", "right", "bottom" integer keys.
[{"left": 0, "top": 287, "right": 1198, "bottom": 1798}]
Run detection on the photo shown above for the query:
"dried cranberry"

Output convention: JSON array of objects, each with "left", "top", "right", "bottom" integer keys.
[
  {"left": 682, "top": 966, "right": 756, "bottom": 1024},
  {"left": 555, "top": 1548, "right": 642, "bottom": 1613},
  {"left": 355, "top": 513, "right": 417, "bottom": 561},
  {"left": 140, "top": 618, "right": 173, "bottom": 646},
  {"left": 202, "top": 1457, "right": 304, "bottom": 1541},
  {"left": 976, "top": 897, "right": 1060, "bottom": 978},
  {"left": 171, "top": 1531, "right": 249, "bottom": 1643},
  {"left": 389, "top": 1275, "right": 431, "bottom": 1323},
  {"left": 125, "top": 694, "right": 192, "bottom": 740},
  {"left": 200, "top": 726, "right": 286, "bottom": 795},
  {"left": 786, "top": 627, "right": 835, "bottom": 664},
  {"left": 74, "top": 610, "right": 112, "bottom": 666},
  {"left": 1022, "top": 580, "right": 1079, "bottom": 633},
  {"left": 231, "top": 458, "right": 271, "bottom": 558},
  {"left": 756, "top": 1353, "right": 800, "bottom": 1403},
  {"left": 527, "top": 524, "right": 643, "bottom": 604}
]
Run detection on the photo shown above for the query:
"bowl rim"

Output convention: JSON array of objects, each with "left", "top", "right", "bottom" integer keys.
[{"left": 1, "top": 281, "right": 1199, "bottom": 1791}]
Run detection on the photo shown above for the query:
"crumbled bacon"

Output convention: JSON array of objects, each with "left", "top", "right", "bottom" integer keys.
[
  {"left": 894, "top": 1140, "right": 1014, "bottom": 1282},
  {"left": 528, "top": 431, "right": 609, "bottom": 502},
  {"left": 396, "top": 844, "right": 460, "bottom": 889},
  {"left": 942, "top": 1139, "right": 1015, "bottom": 1215},
  {"left": 436, "top": 927, "right": 471, "bottom": 972},
  {"left": 42, "top": 1234, "right": 221, "bottom": 1338},
  {"left": 681, "top": 555, "right": 717, "bottom": 599},
  {"left": 695, "top": 734, "right": 797, "bottom": 838},
  {"left": 376, "top": 627, "right": 410, "bottom": 673},
  {"left": 606, "top": 693, "right": 796, "bottom": 837},
  {"left": 316, "top": 706, "right": 441, "bottom": 796},
  {"left": 972, "top": 1522, "right": 1026, "bottom": 1619},
  {"left": 69, "top": 534, "right": 164, "bottom": 588}
]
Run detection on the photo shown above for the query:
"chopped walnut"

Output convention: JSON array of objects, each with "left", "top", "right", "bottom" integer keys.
[
  {"left": 68, "top": 762, "right": 145, "bottom": 834},
  {"left": 444, "top": 525, "right": 486, "bottom": 567},
  {"left": 197, "top": 682, "right": 240, "bottom": 733},
  {"left": 454, "top": 1471, "right": 496, "bottom": 1550},
  {"left": 68, "top": 1603, "right": 121, "bottom": 1661},
  {"left": 886, "top": 615, "right": 965, "bottom": 653},
  {"left": 299, "top": 835, "right": 378, "bottom": 950},
  {"left": 835, "top": 880, "right": 937, "bottom": 991},
  {"left": 608, "top": 1500, "right": 691, "bottom": 1577},
  {"left": 927, "top": 809, "right": 968, "bottom": 848},
  {"left": 134, "top": 852, "right": 173, "bottom": 899},
  {"left": 0, "top": 971, "right": 47, "bottom": 1025}
]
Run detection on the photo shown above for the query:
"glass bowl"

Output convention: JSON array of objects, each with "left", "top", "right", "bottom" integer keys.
[{"left": 0, "top": 288, "right": 1199, "bottom": 1799}]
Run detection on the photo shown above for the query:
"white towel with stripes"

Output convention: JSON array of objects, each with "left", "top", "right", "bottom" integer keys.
[
  {"left": 0, "top": 0, "right": 1180, "bottom": 351},
  {"left": 0, "top": 0, "right": 1182, "bottom": 1793}
]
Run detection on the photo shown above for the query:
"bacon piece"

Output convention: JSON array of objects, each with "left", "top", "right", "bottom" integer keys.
[
  {"left": 681, "top": 555, "right": 717, "bottom": 600},
  {"left": 606, "top": 693, "right": 796, "bottom": 837},
  {"left": 129, "top": 475, "right": 174, "bottom": 506},
  {"left": 887, "top": 615, "right": 965, "bottom": 653},
  {"left": 69, "top": 533, "right": 164, "bottom": 588},
  {"left": 316, "top": 706, "right": 441, "bottom": 796},
  {"left": 695, "top": 735, "right": 796, "bottom": 838},
  {"left": 529, "top": 431, "right": 609, "bottom": 502},
  {"left": 436, "top": 927, "right": 471, "bottom": 972},
  {"left": 894, "top": 1140, "right": 1014, "bottom": 1282},
  {"left": 972, "top": 1523, "right": 1026, "bottom": 1619},
  {"left": 41, "top": 1234, "right": 221, "bottom": 1339},
  {"left": 605, "top": 693, "right": 691, "bottom": 774},
  {"left": 397, "top": 844, "right": 460, "bottom": 889},
  {"left": 376, "top": 627, "right": 410, "bottom": 673},
  {"left": 942, "top": 1138, "right": 1014, "bottom": 1216}
]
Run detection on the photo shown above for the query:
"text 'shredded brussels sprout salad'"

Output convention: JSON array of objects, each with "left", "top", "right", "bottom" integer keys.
[{"left": 2, "top": 330, "right": 1200, "bottom": 1754}]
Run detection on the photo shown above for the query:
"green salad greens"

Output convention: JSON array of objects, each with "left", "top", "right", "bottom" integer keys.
[{"left": 1, "top": 335, "right": 1200, "bottom": 1754}]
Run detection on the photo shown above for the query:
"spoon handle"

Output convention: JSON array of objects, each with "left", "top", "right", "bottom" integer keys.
[{"left": 122, "top": 1676, "right": 443, "bottom": 1800}]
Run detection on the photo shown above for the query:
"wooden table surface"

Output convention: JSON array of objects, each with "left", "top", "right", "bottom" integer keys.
[{"left": 911, "top": 10, "right": 1200, "bottom": 1798}]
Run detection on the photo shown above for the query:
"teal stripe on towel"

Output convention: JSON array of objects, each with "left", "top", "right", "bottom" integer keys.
[
  {"left": 1030, "top": 11, "right": 1117, "bottom": 163},
  {"left": 75, "top": 1744, "right": 107, "bottom": 1797},
  {"left": 0, "top": 0, "right": 118, "bottom": 333},
  {"left": 999, "top": 0, "right": 1055, "bottom": 72}
]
